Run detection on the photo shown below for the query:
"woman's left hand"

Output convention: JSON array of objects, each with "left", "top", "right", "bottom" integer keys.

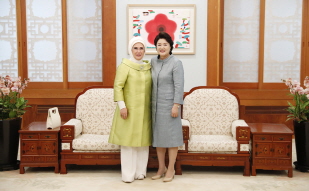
[{"left": 171, "top": 104, "right": 180, "bottom": 118}]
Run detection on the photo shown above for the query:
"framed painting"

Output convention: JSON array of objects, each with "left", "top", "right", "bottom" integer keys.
[{"left": 127, "top": 4, "right": 196, "bottom": 54}]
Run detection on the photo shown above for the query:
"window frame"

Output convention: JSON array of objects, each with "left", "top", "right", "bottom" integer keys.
[
  {"left": 219, "top": 0, "right": 307, "bottom": 90},
  {"left": 16, "top": 0, "right": 116, "bottom": 90}
]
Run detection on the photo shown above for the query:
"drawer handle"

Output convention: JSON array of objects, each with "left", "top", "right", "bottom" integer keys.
[
  {"left": 261, "top": 137, "right": 266, "bottom": 140},
  {"left": 28, "top": 135, "right": 33, "bottom": 138},
  {"left": 278, "top": 137, "right": 284, "bottom": 140},
  {"left": 45, "top": 135, "right": 51, "bottom": 138}
]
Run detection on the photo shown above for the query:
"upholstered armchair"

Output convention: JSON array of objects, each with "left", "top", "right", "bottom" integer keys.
[
  {"left": 176, "top": 86, "right": 251, "bottom": 176},
  {"left": 60, "top": 86, "right": 120, "bottom": 174}
]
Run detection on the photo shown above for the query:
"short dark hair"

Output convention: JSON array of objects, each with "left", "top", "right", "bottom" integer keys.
[{"left": 154, "top": 32, "right": 173, "bottom": 55}]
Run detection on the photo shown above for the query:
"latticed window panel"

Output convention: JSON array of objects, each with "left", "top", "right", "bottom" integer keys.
[
  {"left": 0, "top": 0, "right": 18, "bottom": 78},
  {"left": 223, "top": 0, "right": 260, "bottom": 83},
  {"left": 26, "top": 0, "right": 63, "bottom": 82},
  {"left": 67, "top": 0, "right": 102, "bottom": 82},
  {"left": 264, "top": 0, "right": 302, "bottom": 82}
]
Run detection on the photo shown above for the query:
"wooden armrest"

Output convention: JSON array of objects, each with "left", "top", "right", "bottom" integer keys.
[
  {"left": 236, "top": 126, "right": 250, "bottom": 141},
  {"left": 60, "top": 125, "right": 75, "bottom": 140},
  {"left": 182, "top": 125, "right": 189, "bottom": 141}
]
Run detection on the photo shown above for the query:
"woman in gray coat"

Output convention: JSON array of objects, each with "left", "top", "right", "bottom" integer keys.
[{"left": 151, "top": 32, "right": 184, "bottom": 182}]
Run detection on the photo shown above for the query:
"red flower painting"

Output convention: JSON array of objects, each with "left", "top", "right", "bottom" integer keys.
[{"left": 145, "top": 14, "right": 177, "bottom": 45}]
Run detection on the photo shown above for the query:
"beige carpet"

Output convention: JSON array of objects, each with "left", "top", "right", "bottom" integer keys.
[{"left": 1, "top": 140, "right": 308, "bottom": 191}]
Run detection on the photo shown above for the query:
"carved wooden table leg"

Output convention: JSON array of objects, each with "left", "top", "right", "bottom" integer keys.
[
  {"left": 54, "top": 164, "right": 59, "bottom": 173},
  {"left": 251, "top": 166, "right": 256, "bottom": 176},
  {"left": 288, "top": 167, "right": 293, "bottom": 178},
  {"left": 19, "top": 165, "right": 25, "bottom": 174}
]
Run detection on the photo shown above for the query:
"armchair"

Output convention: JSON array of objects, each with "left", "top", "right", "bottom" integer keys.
[
  {"left": 60, "top": 86, "right": 120, "bottom": 174},
  {"left": 176, "top": 86, "right": 251, "bottom": 176}
]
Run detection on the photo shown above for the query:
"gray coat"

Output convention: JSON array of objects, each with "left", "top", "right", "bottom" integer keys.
[{"left": 151, "top": 55, "right": 184, "bottom": 147}]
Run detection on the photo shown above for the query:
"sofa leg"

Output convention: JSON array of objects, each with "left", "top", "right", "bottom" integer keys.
[
  {"left": 175, "top": 161, "right": 182, "bottom": 175},
  {"left": 60, "top": 162, "right": 67, "bottom": 174},
  {"left": 243, "top": 158, "right": 250, "bottom": 176}
]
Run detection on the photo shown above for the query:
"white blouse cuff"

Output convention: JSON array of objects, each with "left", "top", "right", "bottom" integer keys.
[{"left": 117, "top": 101, "right": 126, "bottom": 110}]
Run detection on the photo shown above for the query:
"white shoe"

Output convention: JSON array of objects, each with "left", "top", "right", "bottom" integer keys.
[
  {"left": 136, "top": 174, "right": 145, "bottom": 180},
  {"left": 122, "top": 180, "right": 133, "bottom": 183}
]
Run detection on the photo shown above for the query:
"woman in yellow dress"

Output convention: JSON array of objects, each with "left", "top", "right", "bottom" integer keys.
[{"left": 108, "top": 37, "right": 152, "bottom": 183}]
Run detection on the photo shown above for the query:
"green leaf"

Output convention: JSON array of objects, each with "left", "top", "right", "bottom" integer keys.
[{"left": 9, "top": 110, "right": 16, "bottom": 118}]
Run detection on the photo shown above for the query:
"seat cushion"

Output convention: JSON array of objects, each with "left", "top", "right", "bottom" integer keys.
[
  {"left": 72, "top": 134, "right": 120, "bottom": 151},
  {"left": 188, "top": 135, "right": 238, "bottom": 152}
]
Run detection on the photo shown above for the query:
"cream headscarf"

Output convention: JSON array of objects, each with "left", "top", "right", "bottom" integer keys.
[{"left": 128, "top": 36, "right": 146, "bottom": 64}]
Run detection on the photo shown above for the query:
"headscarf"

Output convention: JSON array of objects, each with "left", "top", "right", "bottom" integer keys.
[{"left": 128, "top": 36, "right": 146, "bottom": 64}]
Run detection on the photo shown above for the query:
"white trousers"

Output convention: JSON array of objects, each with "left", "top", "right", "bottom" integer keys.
[{"left": 121, "top": 146, "right": 149, "bottom": 182}]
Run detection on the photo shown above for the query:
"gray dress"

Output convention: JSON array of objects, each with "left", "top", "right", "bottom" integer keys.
[{"left": 151, "top": 55, "right": 184, "bottom": 147}]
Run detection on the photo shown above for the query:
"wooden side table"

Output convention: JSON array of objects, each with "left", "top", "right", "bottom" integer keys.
[
  {"left": 19, "top": 122, "right": 60, "bottom": 174},
  {"left": 249, "top": 123, "right": 293, "bottom": 177}
]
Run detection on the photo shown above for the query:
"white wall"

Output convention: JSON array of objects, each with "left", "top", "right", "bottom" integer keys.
[{"left": 116, "top": 0, "right": 207, "bottom": 92}]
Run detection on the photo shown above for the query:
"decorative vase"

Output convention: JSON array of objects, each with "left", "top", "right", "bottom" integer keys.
[
  {"left": 0, "top": 117, "right": 22, "bottom": 171},
  {"left": 293, "top": 120, "right": 309, "bottom": 172}
]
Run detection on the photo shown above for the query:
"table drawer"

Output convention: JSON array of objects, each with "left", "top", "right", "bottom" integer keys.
[
  {"left": 273, "top": 135, "right": 291, "bottom": 141},
  {"left": 40, "top": 133, "right": 57, "bottom": 139},
  {"left": 21, "top": 134, "right": 39, "bottom": 139},
  {"left": 254, "top": 135, "right": 272, "bottom": 141}
]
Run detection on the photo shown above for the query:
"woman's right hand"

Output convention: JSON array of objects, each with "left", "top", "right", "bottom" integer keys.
[{"left": 120, "top": 108, "right": 128, "bottom": 119}]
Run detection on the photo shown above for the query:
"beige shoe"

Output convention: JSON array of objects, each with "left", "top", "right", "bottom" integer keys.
[
  {"left": 151, "top": 168, "right": 167, "bottom": 180},
  {"left": 163, "top": 170, "right": 175, "bottom": 182}
]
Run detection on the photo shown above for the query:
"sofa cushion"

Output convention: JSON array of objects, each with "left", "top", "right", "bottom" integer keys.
[
  {"left": 183, "top": 89, "right": 239, "bottom": 136},
  {"left": 76, "top": 88, "right": 117, "bottom": 135},
  {"left": 188, "top": 135, "right": 238, "bottom": 152},
  {"left": 72, "top": 134, "right": 120, "bottom": 151}
]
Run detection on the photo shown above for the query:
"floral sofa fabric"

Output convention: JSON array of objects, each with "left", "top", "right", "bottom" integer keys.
[
  {"left": 72, "top": 134, "right": 120, "bottom": 151},
  {"left": 76, "top": 88, "right": 116, "bottom": 135},
  {"left": 183, "top": 88, "right": 239, "bottom": 136}
]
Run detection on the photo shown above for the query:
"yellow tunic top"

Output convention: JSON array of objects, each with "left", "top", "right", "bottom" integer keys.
[{"left": 108, "top": 58, "right": 152, "bottom": 147}]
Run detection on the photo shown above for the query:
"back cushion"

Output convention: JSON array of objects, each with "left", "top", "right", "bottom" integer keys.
[
  {"left": 76, "top": 88, "right": 116, "bottom": 135},
  {"left": 182, "top": 89, "right": 239, "bottom": 136}
]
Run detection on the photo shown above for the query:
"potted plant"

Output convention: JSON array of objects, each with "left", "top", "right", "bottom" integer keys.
[
  {"left": 283, "top": 77, "right": 309, "bottom": 172},
  {"left": 0, "top": 75, "right": 30, "bottom": 171}
]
